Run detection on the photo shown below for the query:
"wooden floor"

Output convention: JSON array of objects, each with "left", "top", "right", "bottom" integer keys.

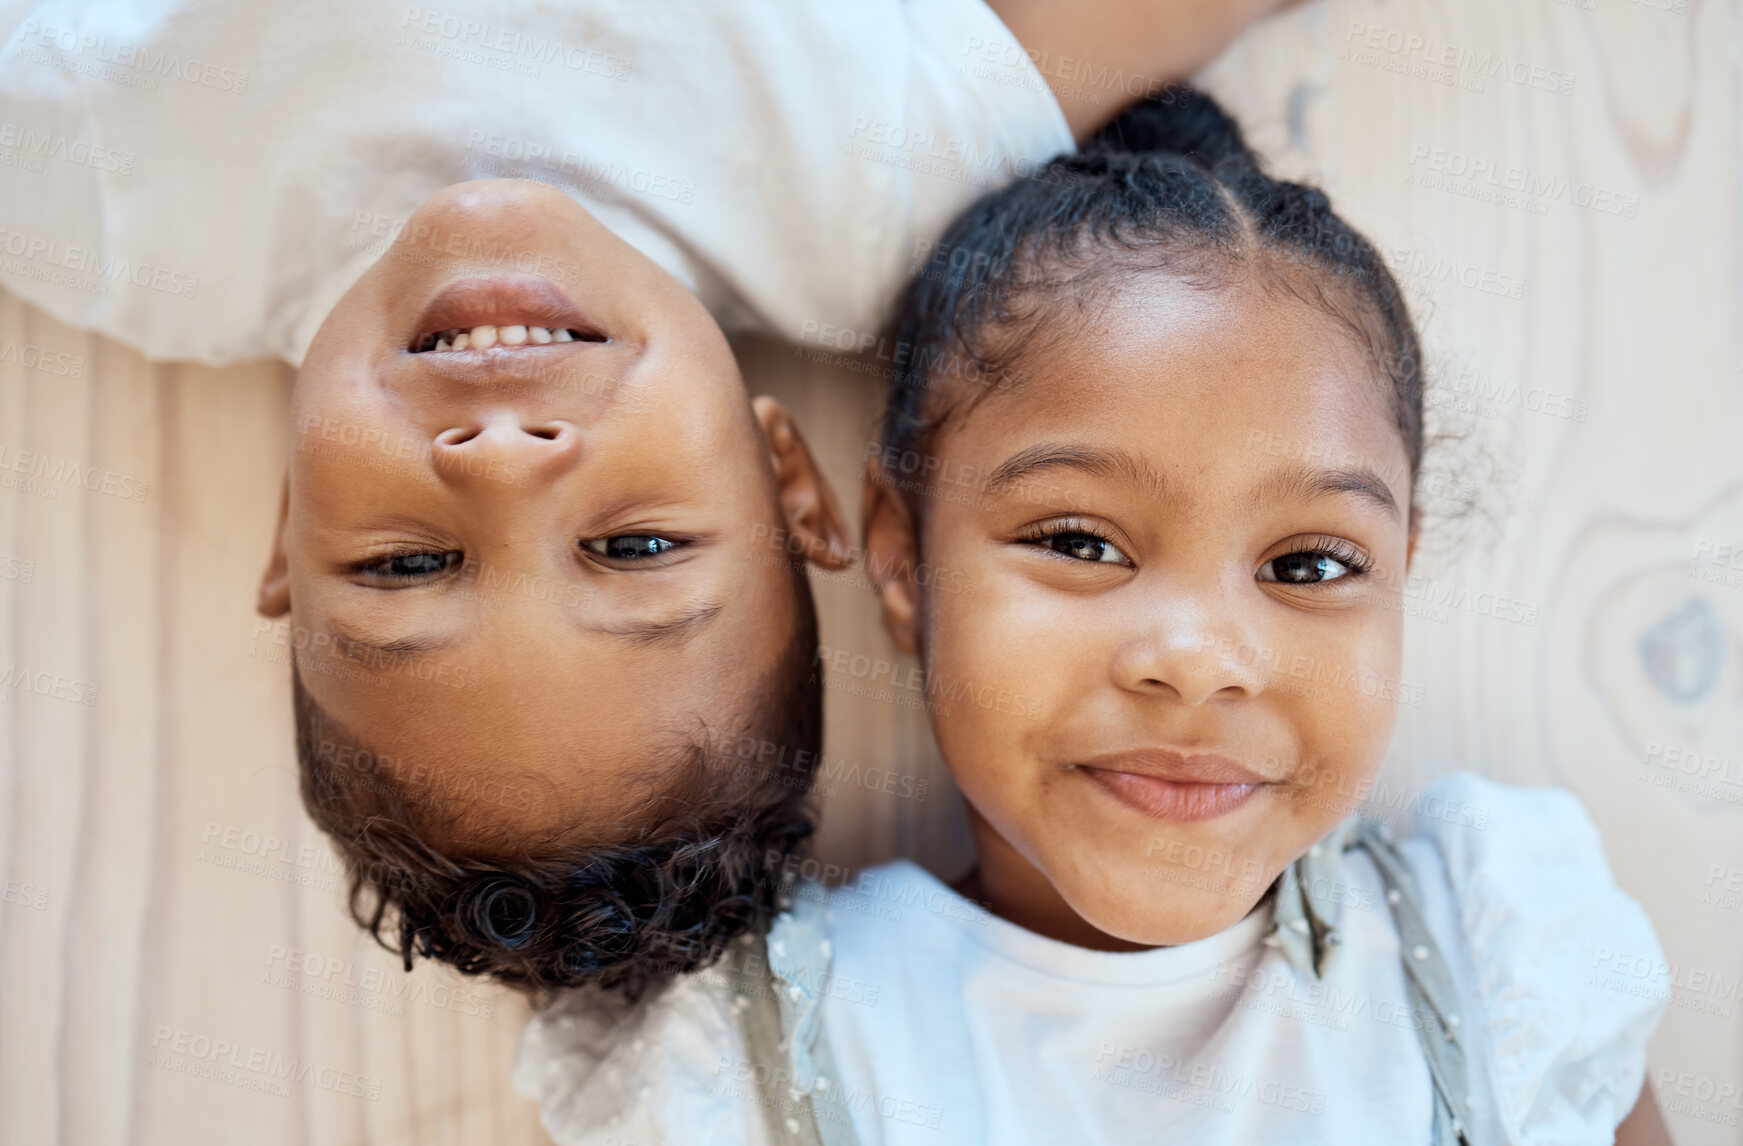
[{"left": 2, "top": 0, "right": 1740, "bottom": 1143}]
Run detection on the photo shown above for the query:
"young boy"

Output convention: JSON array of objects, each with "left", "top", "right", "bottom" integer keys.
[{"left": 2, "top": 0, "right": 1304, "bottom": 990}]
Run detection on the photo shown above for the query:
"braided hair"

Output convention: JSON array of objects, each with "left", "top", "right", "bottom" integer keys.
[{"left": 882, "top": 86, "right": 1423, "bottom": 518}]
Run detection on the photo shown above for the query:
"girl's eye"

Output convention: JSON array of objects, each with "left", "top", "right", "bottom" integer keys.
[
  {"left": 582, "top": 535, "right": 682, "bottom": 562},
  {"left": 360, "top": 550, "right": 462, "bottom": 582},
  {"left": 1258, "top": 547, "right": 1367, "bottom": 585},
  {"left": 1026, "top": 525, "right": 1132, "bottom": 566}
]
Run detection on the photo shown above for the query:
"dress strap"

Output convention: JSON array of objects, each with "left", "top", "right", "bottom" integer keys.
[
  {"left": 1267, "top": 816, "right": 1475, "bottom": 1146},
  {"left": 733, "top": 889, "right": 859, "bottom": 1146},
  {"left": 732, "top": 927, "right": 827, "bottom": 1146},
  {"left": 752, "top": 823, "right": 1476, "bottom": 1146}
]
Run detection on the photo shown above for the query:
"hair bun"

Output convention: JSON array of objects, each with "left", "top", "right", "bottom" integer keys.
[{"left": 1087, "top": 85, "right": 1257, "bottom": 172}]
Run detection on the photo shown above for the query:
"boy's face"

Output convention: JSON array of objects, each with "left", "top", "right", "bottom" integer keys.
[
  {"left": 259, "top": 180, "right": 845, "bottom": 847},
  {"left": 867, "top": 269, "right": 1416, "bottom": 949}
]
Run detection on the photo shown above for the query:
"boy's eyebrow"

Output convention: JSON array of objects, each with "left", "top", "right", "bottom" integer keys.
[
  {"left": 326, "top": 600, "right": 727, "bottom": 656},
  {"left": 325, "top": 622, "right": 455, "bottom": 656},
  {"left": 984, "top": 444, "right": 1169, "bottom": 501},
  {"left": 1251, "top": 462, "right": 1401, "bottom": 520},
  {"left": 585, "top": 599, "right": 727, "bottom": 644}
]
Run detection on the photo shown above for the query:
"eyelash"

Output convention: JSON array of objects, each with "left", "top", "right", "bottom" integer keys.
[
  {"left": 354, "top": 533, "right": 689, "bottom": 583},
  {"left": 1018, "top": 522, "right": 1374, "bottom": 580},
  {"left": 1276, "top": 536, "right": 1374, "bottom": 579},
  {"left": 580, "top": 534, "right": 687, "bottom": 565},
  {"left": 1018, "top": 518, "right": 1131, "bottom": 564},
  {"left": 355, "top": 549, "right": 463, "bottom": 583}
]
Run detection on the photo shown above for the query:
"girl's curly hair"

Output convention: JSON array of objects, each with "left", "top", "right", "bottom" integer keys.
[{"left": 290, "top": 583, "right": 821, "bottom": 1001}]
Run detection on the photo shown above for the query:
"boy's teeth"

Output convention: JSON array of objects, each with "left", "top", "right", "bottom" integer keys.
[{"left": 415, "top": 324, "right": 579, "bottom": 352}]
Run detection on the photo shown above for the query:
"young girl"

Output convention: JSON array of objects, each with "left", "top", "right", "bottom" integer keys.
[{"left": 515, "top": 89, "right": 1672, "bottom": 1145}]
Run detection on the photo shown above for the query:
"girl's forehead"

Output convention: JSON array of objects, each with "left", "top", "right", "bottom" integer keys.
[{"left": 965, "top": 274, "right": 1404, "bottom": 456}]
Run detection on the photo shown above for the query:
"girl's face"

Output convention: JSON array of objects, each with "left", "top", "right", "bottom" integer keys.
[{"left": 866, "top": 268, "right": 1416, "bottom": 949}]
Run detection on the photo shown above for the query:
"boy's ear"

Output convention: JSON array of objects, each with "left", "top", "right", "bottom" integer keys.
[
  {"left": 257, "top": 474, "right": 291, "bottom": 617},
  {"left": 751, "top": 396, "right": 853, "bottom": 572},
  {"left": 861, "top": 458, "right": 920, "bottom": 656}
]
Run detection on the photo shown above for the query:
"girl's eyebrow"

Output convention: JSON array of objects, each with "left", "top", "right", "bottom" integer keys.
[
  {"left": 982, "top": 443, "right": 1401, "bottom": 520},
  {"left": 984, "top": 443, "right": 1169, "bottom": 501},
  {"left": 1250, "top": 461, "right": 1401, "bottom": 521}
]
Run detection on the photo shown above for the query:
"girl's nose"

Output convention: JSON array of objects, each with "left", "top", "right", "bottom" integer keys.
[
  {"left": 1109, "top": 593, "right": 1269, "bottom": 705},
  {"left": 430, "top": 413, "right": 580, "bottom": 487}
]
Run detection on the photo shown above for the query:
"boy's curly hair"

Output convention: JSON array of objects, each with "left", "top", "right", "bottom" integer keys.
[{"left": 292, "top": 580, "right": 821, "bottom": 1001}]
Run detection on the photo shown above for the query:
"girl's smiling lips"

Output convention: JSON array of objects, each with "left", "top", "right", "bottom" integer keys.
[{"left": 1076, "top": 749, "right": 1270, "bottom": 822}]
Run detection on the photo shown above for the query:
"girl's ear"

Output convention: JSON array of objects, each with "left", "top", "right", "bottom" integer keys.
[
  {"left": 751, "top": 396, "right": 854, "bottom": 572},
  {"left": 861, "top": 458, "right": 920, "bottom": 656},
  {"left": 257, "top": 473, "right": 292, "bottom": 617}
]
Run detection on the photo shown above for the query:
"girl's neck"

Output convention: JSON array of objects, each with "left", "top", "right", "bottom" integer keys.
[
  {"left": 953, "top": 807, "right": 1282, "bottom": 953},
  {"left": 954, "top": 811, "right": 1155, "bottom": 952}
]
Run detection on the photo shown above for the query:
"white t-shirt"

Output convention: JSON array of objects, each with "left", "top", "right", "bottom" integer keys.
[
  {"left": 515, "top": 772, "right": 1668, "bottom": 1146},
  {"left": 0, "top": 0, "right": 1071, "bottom": 365}
]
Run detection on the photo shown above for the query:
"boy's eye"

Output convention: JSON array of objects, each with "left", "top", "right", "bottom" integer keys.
[
  {"left": 582, "top": 535, "right": 681, "bottom": 562},
  {"left": 1259, "top": 551, "right": 1355, "bottom": 584},
  {"left": 359, "top": 550, "right": 462, "bottom": 582}
]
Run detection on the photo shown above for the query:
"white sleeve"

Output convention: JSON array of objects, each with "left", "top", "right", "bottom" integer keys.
[
  {"left": 1407, "top": 772, "right": 1667, "bottom": 1146},
  {"left": 0, "top": 0, "right": 1070, "bottom": 366},
  {"left": 514, "top": 974, "right": 769, "bottom": 1146}
]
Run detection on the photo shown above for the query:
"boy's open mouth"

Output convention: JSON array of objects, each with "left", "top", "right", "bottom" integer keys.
[
  {"left": 410, "top": 325, "right": 593, "bottom": 353},
  {"left": 407, "top": 274, "right": 608, "bottom": 353}
]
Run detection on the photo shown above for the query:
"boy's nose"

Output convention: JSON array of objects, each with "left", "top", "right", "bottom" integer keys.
[{"left": 430, "top": 413, "right": 579, "bottom": 486}]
